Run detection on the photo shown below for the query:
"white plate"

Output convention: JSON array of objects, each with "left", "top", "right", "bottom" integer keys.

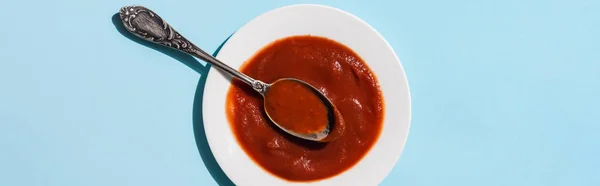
[{"left": 202, "top": 4, "right": 411, "bottom": 186}]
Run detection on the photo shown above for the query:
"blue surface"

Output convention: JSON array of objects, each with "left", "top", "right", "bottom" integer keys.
[{"left": 1, "top": 0, "right": 599, "bottom": 185}]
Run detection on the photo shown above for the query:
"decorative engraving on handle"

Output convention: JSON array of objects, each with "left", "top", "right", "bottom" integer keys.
[
  {"left": 252, "top": 80, "right": 268, "bottom": 94},
  {"left": 119, "top": 5, "right": 267, "bottom": 95},
  {"left": 119, "top": 6, "right": 199, "bottom": 53}
]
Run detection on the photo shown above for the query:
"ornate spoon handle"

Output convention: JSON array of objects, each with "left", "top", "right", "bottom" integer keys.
[{"left": 119, "top": 5, "right": 267, "bottom": 93}]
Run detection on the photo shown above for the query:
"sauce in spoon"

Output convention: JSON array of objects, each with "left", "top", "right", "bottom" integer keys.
[{"left": 264, "top": 79, "right": 329, "bottom": 135}]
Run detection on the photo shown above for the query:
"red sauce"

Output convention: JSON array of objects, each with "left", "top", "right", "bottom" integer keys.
[
  {"left": 264, "top": 79, "right": 329, "bottom": 135},
  {"left": 226, "top": 35, "right": 384, "bottom": 181}
]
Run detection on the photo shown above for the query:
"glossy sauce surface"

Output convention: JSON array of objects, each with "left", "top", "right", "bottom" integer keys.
[{"left": 226, "top": 35, "right": 384, "bottom": 181}]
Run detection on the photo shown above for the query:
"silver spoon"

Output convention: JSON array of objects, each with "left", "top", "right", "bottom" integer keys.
[{"left": 119, "top": 5, "right": 339, "bottom": 142}]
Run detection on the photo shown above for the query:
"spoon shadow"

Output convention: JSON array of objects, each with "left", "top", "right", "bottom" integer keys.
[{"left": 111, "top": 13, "right": 235, "bottom": 186}]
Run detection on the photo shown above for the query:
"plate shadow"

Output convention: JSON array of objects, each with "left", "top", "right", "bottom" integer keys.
[{"left": 112, "top": 13, "right": 235, "bottom": 186}]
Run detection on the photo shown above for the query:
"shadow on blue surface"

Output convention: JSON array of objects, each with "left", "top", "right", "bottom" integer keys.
[{"left": 112, "top": 13, "right": 235, "bottom": 186}]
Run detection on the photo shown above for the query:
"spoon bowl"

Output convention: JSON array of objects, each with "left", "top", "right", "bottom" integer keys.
[{"left": 262, "top": 78, "right": 344, "bottom": 142}]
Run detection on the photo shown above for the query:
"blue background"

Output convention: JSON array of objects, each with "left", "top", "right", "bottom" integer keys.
[{"left": 1, "top": 0, "right": 598, "bottom": 185}]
